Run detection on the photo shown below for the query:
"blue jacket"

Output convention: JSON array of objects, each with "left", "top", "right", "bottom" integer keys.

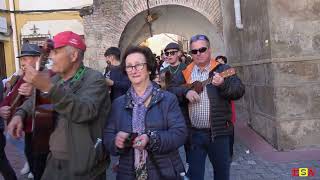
[{"left": 104, "top": 85, "right": 187, "bottom": 180}]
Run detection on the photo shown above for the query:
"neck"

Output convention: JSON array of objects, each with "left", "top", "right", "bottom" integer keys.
[
  {"left": 113, "top": 61, "right": 121, "bottom": 66},
  {"left": 170, "top": 60, "right": 180, "bottom": 67},
  {"left": 196, "top": 61, "right": 211, "bottom": 71},
  {"left": 133, "top": 80, "right": 151, "bottom": 96},
  {"left": 61, "top": 63, "right": 82, "bottom": 81}
]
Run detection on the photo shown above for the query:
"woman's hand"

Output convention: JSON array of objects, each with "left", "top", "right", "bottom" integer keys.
[
  {"left": 132, "top": 134, "right": 149, "bottom": 151},
  {"left": 115, "top": 131, "right": 129, "bottom": 149}
]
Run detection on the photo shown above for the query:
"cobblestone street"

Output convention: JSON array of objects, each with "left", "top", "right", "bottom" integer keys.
[{"left": 2, "top": 130, "right": 320, "bottom": 180}]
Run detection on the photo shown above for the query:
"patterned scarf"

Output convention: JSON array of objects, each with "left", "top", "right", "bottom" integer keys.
[{"left": 130, "top": 83, "right": 153, "bottom": 180}]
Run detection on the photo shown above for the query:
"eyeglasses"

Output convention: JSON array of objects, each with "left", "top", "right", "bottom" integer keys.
[
  {"left": 189, "top": 47, "right": 208, "bottom": 55},
  {"left": 190, "top": 34, "right": 210, "bottom": 45},
  {"left": 125, "top": 63, "right": 146, "bottom": 72},
  {"left": 164, "top": 51, "right": 178, "bottom": 56}
]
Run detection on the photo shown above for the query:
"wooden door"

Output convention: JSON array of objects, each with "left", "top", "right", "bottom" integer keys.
[{"left": 0, "top": 42, "right": 6, "bottom": 78}]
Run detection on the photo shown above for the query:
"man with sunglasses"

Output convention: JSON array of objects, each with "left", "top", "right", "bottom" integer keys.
[
  {"left": 171, "top": 34, "right": 245, "bottom": 180},
  {"left": 160, "top": 42, "right": 186, "bottom": 75},
  {"left": 160, "top": 42, "right": 191, "bottom": 165}
]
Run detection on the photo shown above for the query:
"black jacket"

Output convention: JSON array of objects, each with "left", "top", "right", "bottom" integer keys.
[
  {"left": 169, "top": 62, "right": 245, "bottom": 140},
  {"left": 109, "top": 66, "right": 131, "bottom": 102}
]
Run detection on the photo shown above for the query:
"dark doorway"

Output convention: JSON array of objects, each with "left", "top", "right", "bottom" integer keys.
[{"left": 0, "top": 42, "right": 6, "bottom": 78}]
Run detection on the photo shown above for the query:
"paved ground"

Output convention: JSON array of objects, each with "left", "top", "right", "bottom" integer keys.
[{"left": 1, "top": 123, "right": 320, "bottom": 180}]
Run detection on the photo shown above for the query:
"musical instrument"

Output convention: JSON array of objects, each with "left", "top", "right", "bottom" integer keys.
[
  {"left": 32, "top": 96, "right": 54, "bottom": 153},
  {"left": 31, "top": 40, "right": 55, "bottom": 153},
  {"left": 4, "top": 74, "right": 20, "bottom": 96},
  {"left": 185, "top": 68, "right": 236, "bottom": 94},
  {"left": 158, "top": 71, "right": 172, "bottom": 90},
  {"left": 0, "top": 76, "right": 26, "bottom": 124}
]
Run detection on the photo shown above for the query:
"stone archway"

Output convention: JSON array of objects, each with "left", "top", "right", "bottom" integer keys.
[
  {"left": 118, "top": 4, "right": 225, "bottom": 56},
  {"left": 83, "top": 0, "right": 224, "bottom": 71}
]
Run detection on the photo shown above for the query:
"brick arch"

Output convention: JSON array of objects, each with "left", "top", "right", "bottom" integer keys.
[
  {"left": 83, "top": 0, "right": 223, "bottom": 71},
  {"left": 118, "top": 4, "right": 225, "bottom": 57},
  {"left": 119, "top": 0, "right": 223, "bottom": 33}
]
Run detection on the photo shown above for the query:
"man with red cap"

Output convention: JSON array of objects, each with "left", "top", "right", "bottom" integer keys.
[{"left": 8, "top": 31, "right": 111, "bottom": 180}]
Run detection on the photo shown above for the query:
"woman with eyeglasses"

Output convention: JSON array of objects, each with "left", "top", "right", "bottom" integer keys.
[{"left": 104, "top": 46, "right": 187, "bottom": 180}]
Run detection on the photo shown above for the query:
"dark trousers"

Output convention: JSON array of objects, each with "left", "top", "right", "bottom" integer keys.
[
  {"left": 187, "top": 129, "right": 231, "bottom": 180},
  {"left": 41, "top": 153, "right": 106, "bottom": 180},
  {"left": 25, "top": 132, "right": 48, "bottom": 180},
  {"left": 0, "top": 131, "right": 17, "bottom": 180},
  {"left": 230, "top": 129, "right": 234, "bottom": 157},
  {"left": 25, "top": 132, "right": 33, "bottom": 173}
]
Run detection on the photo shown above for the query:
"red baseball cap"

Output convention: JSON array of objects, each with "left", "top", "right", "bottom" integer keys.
[{"left": 53, "top": 31, "right": 86, "bottom": 51}]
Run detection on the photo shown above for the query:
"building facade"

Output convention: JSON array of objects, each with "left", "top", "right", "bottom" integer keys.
[
  {"left": 0, "top": 0, "right": 92, "bottom": 77},
  {"left": 83, "top": 0, "right": 320, "bottom": 151}
]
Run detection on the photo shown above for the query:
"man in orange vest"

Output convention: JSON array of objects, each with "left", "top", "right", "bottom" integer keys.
[{"left": 175, "top": 34, "right": 245, "bottom": 180}]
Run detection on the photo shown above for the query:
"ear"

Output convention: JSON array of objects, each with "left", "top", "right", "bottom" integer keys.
[
  {"left": 177, "top": 51, "right": 182, "bottom": 57},
  {"left": 70, "top": 50, "right": 79, "bottom": 63}
]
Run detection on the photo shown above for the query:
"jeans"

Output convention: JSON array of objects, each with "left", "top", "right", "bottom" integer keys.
[
  {"left": 0, "top": 131, "right": 17, "bottom": 180},
  {"left": 186, "top": 129, "right": 231, "bottom": 180}
]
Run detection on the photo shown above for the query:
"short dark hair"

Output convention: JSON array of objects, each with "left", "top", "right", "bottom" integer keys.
[
  {"left": 121, "top": 46, "right": 156, "bottom": 80},
  {"left": 190, "top": 34, "right": 210, "bottom": 47},
  {"left": 215, "top": 55, "right": 228, "bottom": 64},
  {"left": 104, "top": 47, "right": 121, "bottom": 61}
]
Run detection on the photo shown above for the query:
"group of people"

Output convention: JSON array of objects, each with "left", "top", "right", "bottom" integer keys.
[{"left": 0, "top": 31, "right": 244, "bottom": 180}]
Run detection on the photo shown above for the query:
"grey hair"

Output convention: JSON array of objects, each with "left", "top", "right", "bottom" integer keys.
[{"left": 65, "top": 46, "right": 85, "bottom": 61}]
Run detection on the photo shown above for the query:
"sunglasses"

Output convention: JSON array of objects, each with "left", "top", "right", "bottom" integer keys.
[
  {"left": 164, "top": 51, "right": 178, "bottom": 56},
  {"left": 189, "top": 47, "right": 208, "bottom": 55}
]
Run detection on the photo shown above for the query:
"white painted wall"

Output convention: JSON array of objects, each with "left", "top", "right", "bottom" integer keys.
[
  {"left": 0, "top": 0, "right": 6, "bottom": 9},
  {"left": 19, "top": 0, "right": 93, "bottom": 10},
  {"left": 21, "top": 20, "right": 84, "bottom": 36}
]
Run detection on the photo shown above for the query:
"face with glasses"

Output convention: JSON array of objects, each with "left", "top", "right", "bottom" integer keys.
[
  {"left": 164, "top": 49, "right": 181, "bottom": 66},
  {"left": 190, "top": 40, "right": 211, "bottom": 67},
  {"left": 125, "top": 52, "right": 150, "bottom": 86}
]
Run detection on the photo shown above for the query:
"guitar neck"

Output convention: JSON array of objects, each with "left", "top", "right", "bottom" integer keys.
[
  {"left": 201, "top": 77, "right": 213, "bottom": 86},
  {"left": 201, "top": 68, "right": 236, "bottom": 86}
]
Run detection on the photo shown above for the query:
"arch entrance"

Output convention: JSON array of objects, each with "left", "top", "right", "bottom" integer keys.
[{"left": 119, "top": 5, "right": 225, "bottom": 57}]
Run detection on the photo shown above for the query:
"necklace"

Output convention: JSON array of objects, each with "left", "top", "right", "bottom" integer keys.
[{"left": 168, "top": 63, "right": 181, "bottom": 74}]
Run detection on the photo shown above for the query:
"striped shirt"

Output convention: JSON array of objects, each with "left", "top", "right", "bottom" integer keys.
[{"left": 188, "top": 64, "right": 211, "bottom": 128}]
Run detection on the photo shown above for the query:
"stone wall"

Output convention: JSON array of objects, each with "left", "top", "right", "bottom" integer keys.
[
  {"left": 221, "top": 0, "right": 276, "bottom": 145},
  {"left": 222, "top": 0, "right": 320, "bottom": 150},
  {"left": 269, "top": 0, "right": 320, "bottom": 150}
]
